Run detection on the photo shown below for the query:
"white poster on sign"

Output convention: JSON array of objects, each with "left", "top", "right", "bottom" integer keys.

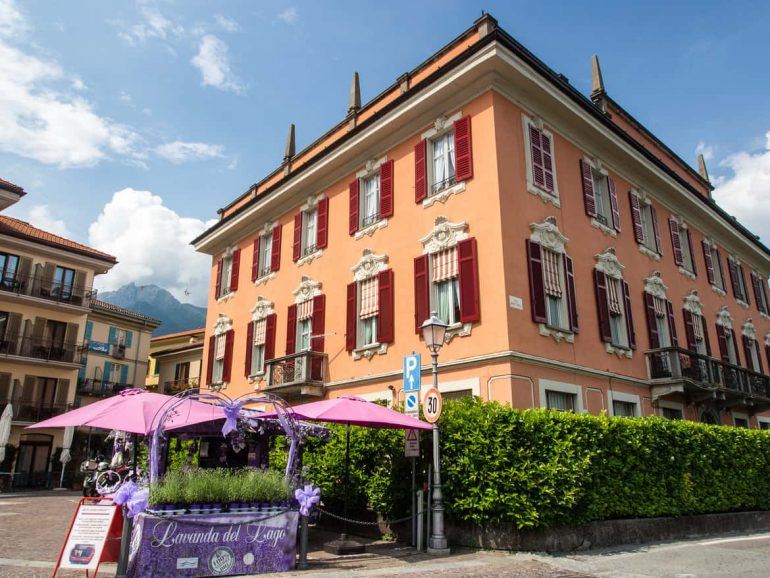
[{"left": 59, "top": 504, "right": 117, "bottom": 571}]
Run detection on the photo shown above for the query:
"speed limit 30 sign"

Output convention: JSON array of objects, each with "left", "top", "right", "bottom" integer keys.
[{"left": 422, "top": 387, "right": 442, "bottom": 423}]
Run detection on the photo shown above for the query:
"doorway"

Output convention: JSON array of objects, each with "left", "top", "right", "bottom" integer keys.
[{"left": 14, "top": 434, "right": 52, "bottom": 488}]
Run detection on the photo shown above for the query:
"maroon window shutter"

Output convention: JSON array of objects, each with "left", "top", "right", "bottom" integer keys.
[
  {"left": 643, "top": 293, "right": 660, "bottom": 349},
  {"left": 264, "top": 314, "right": 276, "bottom": 362},
  {"left": 629, "top": 192, "right": 644, "bottom": 243},
  {"left": 222, "top": 329, "right": 234, "bottom": 383},
  {"left": 622, "top": 280, "right": 636, "bottom": 349},
  {"left": 743, "top": 335, "right": 754, "bottom": 371},
  {"left": 311, "top": 295, "right": 326, "bottom": 352},
  {"left": 739, "top": 264, "right": 750, "bottom": 305},
  {"left": 206, "top": 335, "right": 215, "bottom": 385},
  {"left": 245, "top": 321, "right": 254, "bottom": 376},
  {"left": 229, "top": 249, "right": 241, "bottom": 292},
  {"left": 414, "top": 255, "right": 430, "bottom": 333},
  {"left": 756, "top": 340, "right": 765, "bottom": 374},
  {"left": 414, "top": 140, "right": 427, "bottom": 203},
  {"left": 702, "top": 240, "right": 715, "bottom": 285},
  {"left": 666, "top": 300, "right": 679, "bottom": 347},
  {"left": 349, "top": 179, "right": 360, "bottom": 235},
  {"left": 378, "top": 269, "right": 395, "bottom": 344},
  {"left": 541, "top": 132, "right": 555, "bottom": 192},
  {"left": 728, "top": 258, "right": 740, "bottom": 299},
  {"left": 701, "top": 315, "right": 711, "bottom": 356},
  {"left": 608, "top": 177, "right": 620, "bottom": 231},
  {"left": 529, "top": 125, "right": 546, "bottom": 190},
  {"left": 564, "top": 254, "right": 579, "bottom": 332},
  {"left": 685, "top": 230, "right": 697, "bottom": 276},
  {"left": 579, "top": 159, "right": 596, "bottom": 217},
  {"left": 751, "top": 272, "right": 761, "bottom": 311},
  {"left": 650, "top": 206, "right": 662, "bottom": 254},
  {"left": 594, "top": 270, "right": 612, "bottom": 343},
  {"left": 316, "top": 198, "right": 329, "bottom": 249},
  {"left": 346, "top": 282, "right": 357, "bottom": 352},
  {"left": 525, "top": 240, "right": 547, "bottom": 324},
  {"left": 292, "top": 213, "right": 302, "bottom": 262},
  {"left": 458, "top": 237, "right": 480, "bottom": 323},
  {"left": 683, "top": 310, "right": 697, "bottom": 351},
  {"left": 271, "top": 225, "right": 282, "bottom": 272},
  {"left": 669, "top": 219, "right": 683, "bottom": 266},
  {"left": 251, "top": 237, "right": 260, "bottom": 282},
  {"left": 760, "top": 276, "right": 769, "bottom": 315},
  {"left": 286, "top": 304, "right": 297, "bottom": 354},
  {"left": 453, "top": 116, "right": 473, "bottom": 182},
  {"left": 715, "top": 249, "right": 725, "bottom": 290},
  {"left": 716, "top": 324, "right": 729, "bottom": 363},
  {"left": 379, "top": 160, "right": 394, "bottom": 218},
  {"left": 766, "top": 344, "right": 770, "bottom": 374},
  {"left": 729, "top": 329, "right": 741, "bottom": 366},
  {"left": 215, "top": 258, "right": 223, "bottom": 298}
]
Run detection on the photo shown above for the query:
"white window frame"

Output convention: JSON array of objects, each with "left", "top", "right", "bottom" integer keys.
[
  {"left": 297, "top": 317, "right": 312, "bottom": 352},
  {"left": 584, "top": 161, "right": 616, "bottom": 237},
  {"left": 733, "top": 412, "right": 750, "bottom": 428},
  {"left": 522, "top": 115, "right": 560, "bottom": 206},
  {"left": 544, "top": 250, "right": 570, "bottom": 333},
  {"left": 258, "top": 232, "right": 273, "bottom": 279},
  {"left": 351, "top": 251, "right": 390, "bottom": 361},
  {"left": 212, "top": 333, "right": 226, "bottom": 384},
  {"left": 429, "top": 130, "right": 456, "bottom": 196},
  {"left": 730, "top": 256, "right": 750, "bottom": 307},
  {"left": 757, "top": 416, "right": 770, "bottom": 430},
  {"left": 360, "top": 173, "right": 381, "bottom": 229},
  {"left": 704, "top": 240, "right": 726, "bottom": 294},
  {"left": 302, "top": 208, "right": 318, "bottom": 257},
  {"left": 640, "top": 203, "right": 658, "bottom": 254},
  {"left": 608, "top": 391, "right": 641, "bottom": 417},
  {"left": 420, "top": 113, "right": 466, "bottom": 208},
  {"left": 658, "top": 400, "right": 684, "bottom": 420},
  {"left": 251, "top": 341, "right": 266, "bottom": 376},
  {"left": 220, "top": 254, "right": 233, "bottom": 297},
  {"left": 680, "top": 225, "right": 695, "bottom": 276},
  {"left": 248, "top": 297, "right": 275, "bottom": 379},
  {"left": 530, "top": 217, "right": 573, "bottom": 344},
  {"left": 538, "top": 379, "right": 583, "bottom": 413},
  {"left": 596, "top": 248, "right": 632, "bottom": 358},
  {"left": 431, "top": 272, "right": 461, "bottom": 327}
]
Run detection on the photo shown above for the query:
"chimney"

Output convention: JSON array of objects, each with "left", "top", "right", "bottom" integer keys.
[
  {"left": 348, "top": 72, "right": 361, "bottom": 115},
  {"left": 591, "top": 54, "right": 605, "bottom": 98},
  {"left": 283, "top": 123, "right": 295, "bottom": 175}
]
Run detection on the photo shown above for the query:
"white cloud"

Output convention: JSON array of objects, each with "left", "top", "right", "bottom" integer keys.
[
  {"left": 275, "top": 7, "right": 298, "bottom": 24},
  {"left": 88, "top": 188, "right": 215, "bottom": 305},
  {"left": 155, "top": 140, "right": 225, "bottom": 163},
  {"left": 118, "top": 5, "right": 183, "bottom": 45},
  {"left": 712, "top": 132, "right": 770, "bottom": 243},
  {"left": 26, "top": 204, "right": 71, "bottom": 238},
  {"left": 214, "top": 14, "right": 240, "bottom": 32},
  {"left": 191, "top": 34, "right": 244, "bottom": 93},
  {"left": 0, "top": 0, "right": 27, "bottom": 38}
]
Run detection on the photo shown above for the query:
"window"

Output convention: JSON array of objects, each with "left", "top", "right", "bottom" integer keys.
[
  {"left": 546, "top": 390, "right": 575, "bottom": 412},
  {"left": 724, "top": 329, "right": 738, "bottom": 365},
  {"left": 220, "top": 255, "right": 233, "bottom": 296},
  {"left": 693, "top": 315, "right": 708, "bottom": 356},
  {"left": 174, "top": 362, "right": 190, "bottom": 383},
  {"left": 346, "top": 265, "right": 394, "bottom": 355},
  {"left": 430, "top": 131, "right": 455, "bottom": 195},
  {"left": 662, "top": 407, "right": 683, "bottom": 420},
  {"left": 612, "top": 400, "right": 637, "bottom": 417},
  {"left": 728, "top": 258, "right": 749, "bottom": 304},
  {"left": 358, "top": 278, "right": 378, "bottom": 348},
  {"left": 0, "top": 252, "right": 19, "bottom": 287},
  {"left": 681, "top": 229, "right": 695, "bottom": 273},
  {"left": 591, "top": 168, "right": 613, "bottom": 227},
  {"left": 630, "top": 192, "right": 660, "bottom": 255},
  {"left": 246, "top": 312, "right": 276, "bottom": 377},
  {"left": 52, "top": 266, "right": 75, "bottom": 300},
  {"left": 703, "top": 241, "right": 726, "bottom": 291},
  {"left": 526, "top": 122, "right": 556, "bottom": 197},
  {"left": 361, "top": 174, "right": 380, "bottom": 227},
  {"left": 543, "top": 249, "right": 568, "bottom": 331},
  {"left": 431, "top": 248, "right": 461, "bottom": 326},
  {"left": 0, "top": 310, "right": 8, "bottom": 339},
  {"left": 607, "top": 278, "right": 628, "bottom": 348},
  {"left": 751, "top": 271, "right": 769, "bottom": 315},
  {"left": 595, "top": 262, "right": 634, "bottom": 352},
  {"left": 734, "top": 416, "right": 749, "bottom": 428},
  {"left": 640, "top": 205, "right": 658, "bottom": 252},
  {"left": 258, "top": 233, "right": 272, "bottom": 278},
  {"left": 45, "top": 320, "right": 67, "bottom": 349},
  {"left": 297, "top": 318, "right": 312, "bottom": 352},
  {"left": 759, "top": 421, "right": 770, "bottom": 430},
  {"left": 212, "top": 333, "right": 226, "bottom": 384},
  {"left": 251, "top": 319, "right": 267, "bottom": 375},
  {"left": 109, "top": 363, "right": 127, "bottom": 384},
  {"left": 654, "top": 300, "right": 671, "bottom": 348},
  {"left": 302, "top": 209, "right": 318, "bottom": 256}
]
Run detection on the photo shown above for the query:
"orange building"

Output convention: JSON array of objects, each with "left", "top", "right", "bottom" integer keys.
[{"left": 193, "top": 15, "right": 770, "bottom": 428}]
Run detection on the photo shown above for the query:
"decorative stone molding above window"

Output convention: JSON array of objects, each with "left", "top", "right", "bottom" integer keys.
[
  {"left": 716, "top": 306, "right": 733, "bottom": 330},
  {"left": 529, "top": 216, "right": 568, "bottom": 255},
  {"left": 213, "top": 313, "right": 233, "bottom": 336},
  {"left": 293, "top": 276, "right": 322, "bottom": 304},
  {"left": 351, "top": 249, "right": 388, "bottom": 281},
  {"left": 522, "top": 115, "right": 560, "bottom": 207},
  {"left": 643, "top": 271, "right": 668, "bottom": 299},
  {"left": 421, "top": 111, "right": 462, "bottom": 141},
  {"left": 683, "top": 289, "right": 704, "bottom": 316},
  {"left": 250, "top": 297, "right": 275, "bottom": 322},
  {"left": 594, "top": 247, "right": 624, "bottom": 280},
  {"left": 420, "top": 216, "right": 469, "bottom": 255},
  {"left": 742, "top": 318, "right": 757, "bottom": 341}
]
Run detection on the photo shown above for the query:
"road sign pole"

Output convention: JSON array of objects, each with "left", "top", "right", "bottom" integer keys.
[{"left": 411, "top": 457, "right": 416, "bottom": 547}]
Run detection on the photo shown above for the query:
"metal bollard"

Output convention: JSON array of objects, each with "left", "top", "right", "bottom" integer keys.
[
  {"left": 297, "top": 514, "right": 309, "bottom": 570},
  {"left": 416, "top": 490, "right": 424, "bottom": 552}
]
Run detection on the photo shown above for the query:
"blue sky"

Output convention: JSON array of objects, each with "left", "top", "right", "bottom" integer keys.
[{"left": 2, "top": 0, "right": 769, "bottom": 305}]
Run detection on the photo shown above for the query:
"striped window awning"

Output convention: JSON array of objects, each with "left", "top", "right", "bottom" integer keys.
[
  {"left": 215, "top": 334, "right": 226, "bottom": 360},
  {"left": 607, "top": 278, "right": 623, "bottom": 316},
  {"left": 543, "top": 249, "right": 562, "bottom": 298},
  {"left": 297, "top": 299, "right": 313, "bottom": 321},
  {"left": 433, "top": 247, "right": 458, "bottom": 282},
  {"left": 253, "top": 319, "right": 267, "bottom": 346},
  {"left": 653, "top": 296, "right": 667, "bottom": 319},
  {"left": 359, "top": 278, "right": 379, "bottom": 319}
]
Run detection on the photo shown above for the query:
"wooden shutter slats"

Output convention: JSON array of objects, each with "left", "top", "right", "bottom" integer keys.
[
  {"left": 206, "top": 335, "right": 215, "bottom": 385},
  {"left": 215, "top": 258, "right": 223, "bottom": 298},
  {"left": 564, "top": 254, "right": 579, "bottom": 332},
  {"left": 622, "top": 280, "right": 635, "bottom": 349},
  {"left": 702, "top": 240, "right": 715, "bottom": 285},
  {"left": 594, "top": 270, "right": 612, "bottom": 343},
  {"left": 346, "top": 282, "right": 357, "bottom": 352},
  {"left": 414, "top": 255, "right": 430, "bottom": 333},
  {"left": 222, "top": 330, "right": 234, "bottom": 383},
  {"left": 349, "top": 179, "right": 360, "bottom": 235},
  {"left": 669, "top": 218, "right": 683, "bottom": 266},
  {"left": 414, "top": 140, "right": 427, "bottom": 203},
  {"left": 316, "top": 197, "right": 329, "bottom": 249},
  {"left": 251, "top": 237, "right": 260, "bottom": 282},
  {"left": 229, "top": 249, "right": 241, "bottom": 292},
  {"left": 579, "top": 159, "right": 596, "bottom": 217},
  {"left": 311, "top": 295, "right": 326, "bottom": 352},
  {"left": 683, "top": 310, "right": 696, "bottom": 351},
  {"left": 608, "top": 176, "right": 620, "bottom": 231},
  {"left": 458, "top": 237, "right": 480, "bottom": 323},
  {"left": 271, "top": 225, "right": 282, "bottom": 272},
  {"left": 453, "top": 116, "right": 473, "bottom": 182},
  {"left": 286, "top": 304, "right": 297, "bottom": 355},
  {"left": 245, "top": 321, "right": 254, "bottom": 376},
  {"left": 643, "top": 293, "right": 660, "bottom": 349},
  {"left": 264, "top": 314, "right": 276, "bottom": 362},
  {"left": 629, "top": 192, "right": 644, "bottom": 244},
  {"left": 378, "top": 269, "right": 395, "bottom": 344},
  {"left": 526, "top": 240, "right": 547, "bottom": 324},
  {"left": 380, "top": 160, "right": 394, "bottom": 218},
  {"left": 292, "top": 213, "right": 302, "bottom": 262}
]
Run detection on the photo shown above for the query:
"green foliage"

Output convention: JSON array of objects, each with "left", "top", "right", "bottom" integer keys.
[{"left": 148, "top": 468, "right": 291, "bottom": 506}]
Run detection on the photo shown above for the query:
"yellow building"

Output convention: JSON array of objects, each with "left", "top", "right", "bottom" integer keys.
[
  {"left": 0, "top": 178, "right": 116, "bottom": 489},
  {"left": 146, "top": 328, "right": 205, "bottom": 395}
]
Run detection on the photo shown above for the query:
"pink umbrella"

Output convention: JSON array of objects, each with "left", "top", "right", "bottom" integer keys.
[{"left": 27, "top": 388, "right": 225, "bottom": 435}]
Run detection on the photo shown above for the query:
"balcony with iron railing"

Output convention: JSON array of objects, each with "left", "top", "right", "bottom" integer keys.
[
  {"left": 0, "top": 333, "right": 87, "bottom": 365},
  {"left": 646, "top": 347, "right": 770, "bottom": 407},
  {"left": 265, "top": 350, "right": 327, "bottom": 399},
  {"left": 76, "top": 378, "right": 131, "bottom": 398},
  {"left": 0, "top": 272, "right": 95, "bottom": 307},
  {"left": 162, "top": 377, "right": 200, "bottom": 394},
  {"left": 1, "top": 398, "right": 79, "bottom": 422}
]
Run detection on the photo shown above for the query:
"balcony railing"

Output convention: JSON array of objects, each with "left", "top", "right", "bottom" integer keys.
[
  {"left": 2, "top": 398, "right": 79, "bottom": 422},
  {"left": 76, "top": 378, "right": 131, "bottom": 397},
  {"left": 646, "top": 347, "right": 770, "bottom": 398},
  {"left": 266, "top": 351, "right": 327, "bottom": 389},
  {"left": 111, "top": 343, "right": 126, "bottom": 359},
  {"left": 163, "top": 377, "right": 200, "bottom": 394},
  {"left": 0, "top": 272, "right": 95, "bottom": 307},
  {"left": 0, "top": 333, "right": 87, "bottom": 365}
]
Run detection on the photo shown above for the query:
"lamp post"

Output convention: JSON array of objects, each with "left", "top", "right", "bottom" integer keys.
[{"left": 421, "top": 311, "right": 450, "bottom": 555}]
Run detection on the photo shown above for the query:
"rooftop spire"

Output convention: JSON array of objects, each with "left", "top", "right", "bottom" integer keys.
[
  {"left": 283, "top": 123, "right": 295, "bottom": 162},
  {"left": 591, "top": 54, "right": 605, "bottom": 97},
  {"left": 697, "top": 153, "right": 711, "bottom": 184},
  {"left": 348, "top": 71, "right": 361, "bottom": 114}
]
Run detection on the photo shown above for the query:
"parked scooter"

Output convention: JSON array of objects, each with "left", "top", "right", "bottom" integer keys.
[{"left": 80, "top": 456, "right": 108, "bottom": 497}]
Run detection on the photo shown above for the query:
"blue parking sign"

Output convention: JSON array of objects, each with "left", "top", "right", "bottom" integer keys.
[{"left": 403, "top": 354, "right": 421, "bottom": 392}]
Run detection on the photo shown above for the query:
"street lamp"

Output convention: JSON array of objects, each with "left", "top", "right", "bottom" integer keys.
[{"left": 421, "top": 311, "right": 450, "bottom": 555}]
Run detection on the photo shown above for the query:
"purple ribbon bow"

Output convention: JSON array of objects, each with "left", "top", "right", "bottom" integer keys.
[
  {"left": 294, "top": 484, "right": 321, "bottom": 517},
  {"left": 113, "top": 480, "right": 149, "bottom": 518},
  {"left": 222, "top": 401, "right": 246, "bottom": 437}
]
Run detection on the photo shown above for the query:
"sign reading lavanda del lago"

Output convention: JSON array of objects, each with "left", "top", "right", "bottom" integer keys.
[{"left": 127, "top": 511, "right": 299, "bottom": 577}]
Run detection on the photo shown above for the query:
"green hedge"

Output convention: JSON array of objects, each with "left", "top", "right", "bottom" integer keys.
[{"left": 289, "top": 398, "right": 770, "bottom": 529}]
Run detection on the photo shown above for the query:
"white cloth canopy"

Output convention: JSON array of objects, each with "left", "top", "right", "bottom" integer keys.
[
  {"left": 60, "top": 425, "right": 74, "bottom": 464},
  {"left": 0, "top": 404, "right": 12, "bottom": 464}
]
